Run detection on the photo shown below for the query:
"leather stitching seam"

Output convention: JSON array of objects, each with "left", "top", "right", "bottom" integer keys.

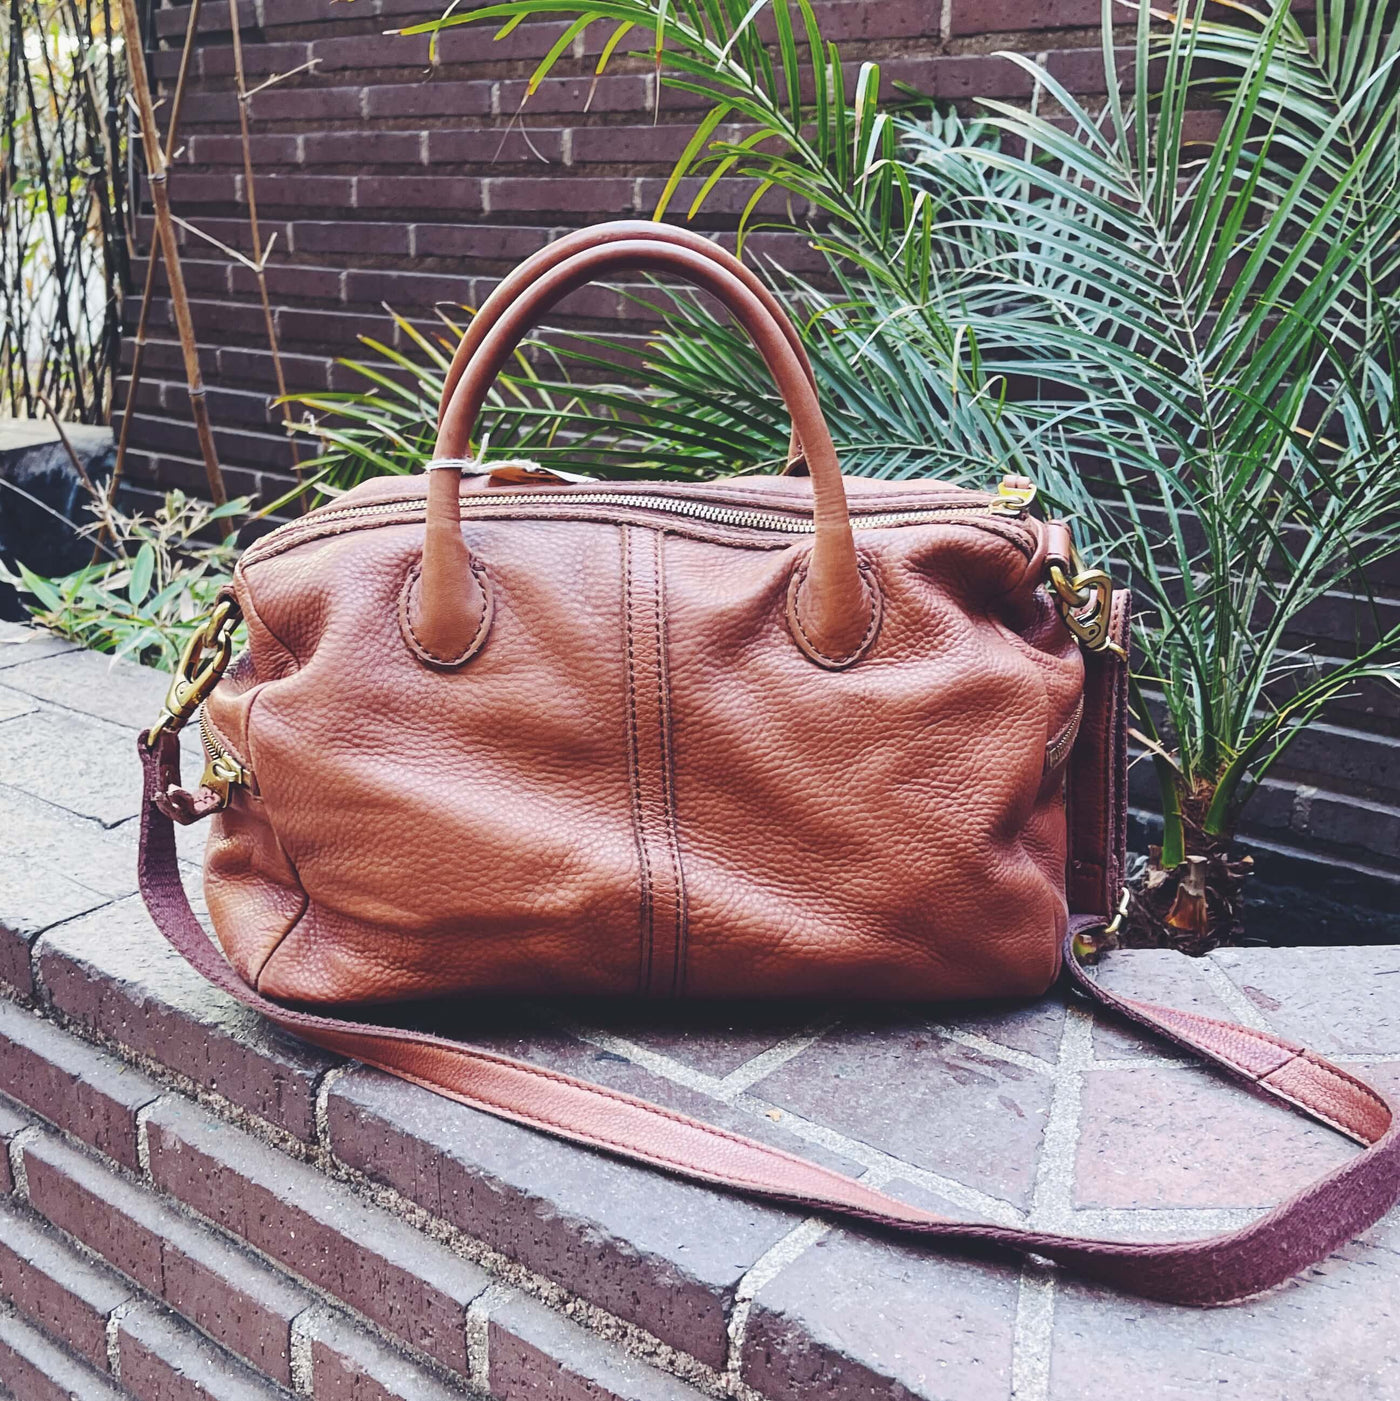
[
  {"left": 400, "top": 560, "right": 493, "bottom": 668},
  {"left": 651, "top": 531, "right": 687, "bottom": 997},
  {"left": 785, "top": 555, "right": 882, "bottom": 669},
  {"left": 621, "top": 528, "right": 654, "bottom": 992},
  {"left": 1115, "top": 996, "right": 1391, "bottom": 1134}
]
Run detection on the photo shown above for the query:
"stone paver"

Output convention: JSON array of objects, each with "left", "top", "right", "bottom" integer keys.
[{"left": 0, "top": 622, "right": 1396, "bottom": 1399}]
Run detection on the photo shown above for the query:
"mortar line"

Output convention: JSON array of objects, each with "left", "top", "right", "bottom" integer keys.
[
  {"left": 927, "top": 1024, "right": 1057, "bottom": 1076},
  {"left": 134, "top": 1093, "right": 174, "bottom": 1179},
  {"left": 1009, "top": 1000, "right": 1094, "bottom": 1401},
  {"left": 1072, "top": 1205, "right": 1263, "bottom": 1235},
  {"left": 724, "top": 1217, "right": 829, "bottom": 1381},
  {"left": 565, "top": 1026, "right": 730, "bottom": 1097},
  {"left": 729, "top": 1090, "right": 1026, "bottom": 1227},
  {"left": 312, "top": 1064, "right": 349, "bottom": 1153},
  {"left": 465, "top": 1281, "right": 515, "bottom": 1391},
  {"left": 287, "top": 1302, "right": 328, "bottom": 1396},
  {"left": 6, "top": 1124, "right": 41, "bottom": 1199},
  {"left": 105, "top": 1299, "right": 135, "bottom": 1381},
  {"left": 1090, "top": 1055, "right": 1193, "bottom": 1071},
  {"left": 713, "top": 1020, "right": 842, "bottom": 1098},
  {"left": 1199, "top": 956, "right": 1277, "bottom": 1031}
]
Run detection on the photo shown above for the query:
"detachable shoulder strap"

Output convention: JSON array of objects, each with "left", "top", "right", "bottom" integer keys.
[{"left": 137, "top": 734, "right": 1400, "bottom": 1306}]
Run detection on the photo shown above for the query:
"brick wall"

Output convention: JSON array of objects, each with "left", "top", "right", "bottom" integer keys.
[
  {"left": 117, "top": 0, "right": 1398, "bottom": 930},
  {"left": 122, "top": 0, "right": 1125, "bottom": 505}
]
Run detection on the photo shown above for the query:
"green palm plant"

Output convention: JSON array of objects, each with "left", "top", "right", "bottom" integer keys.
[{"left": 379, "top": 0, "right": 1400, "bottom": 946}]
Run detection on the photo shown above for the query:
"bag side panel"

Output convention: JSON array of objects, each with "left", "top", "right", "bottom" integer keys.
[
  {"left": 663, "top": 523, "right": 1082, "bottom": 1002},
  {"left": 222, "top": 516, "right": 646, "bottom": 1004}
]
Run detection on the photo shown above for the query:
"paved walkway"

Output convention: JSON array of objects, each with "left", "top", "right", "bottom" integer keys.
[{"left": 0, "top": 617, "right": 1397, "bottom": 1400}]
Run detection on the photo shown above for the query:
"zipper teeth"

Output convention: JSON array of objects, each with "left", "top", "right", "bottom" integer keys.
[
  {"left": 199, "top": 708, "right": 219, "bottom": 762},
  {"left": 244, "top": 490, "right": 1022, "bottom": 565},
  {"left": 200, "top": 708, "right": 243, "bottom": 770}
]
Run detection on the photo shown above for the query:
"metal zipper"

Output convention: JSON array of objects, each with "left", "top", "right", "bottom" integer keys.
[
  {"left": 198, "top": 708, "right": 251, "bottom": 803},
  {"left": 242, "top": 487, "right": 1033, "bottom": 567}
]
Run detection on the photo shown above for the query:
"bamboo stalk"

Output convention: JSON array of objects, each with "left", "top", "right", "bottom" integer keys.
[
  {"left": 101, "top": 0, "right": 205, "bottom": 557},
  {"left": 116, "top": 0, "right": 227, "bottom": 506},
  {"left": 226, "top": 0, "right": 302, "bottom": 479}
]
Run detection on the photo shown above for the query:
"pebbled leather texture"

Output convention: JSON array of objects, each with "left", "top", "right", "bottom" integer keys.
[
  {"left": 142, "top": 224, "right": 1400, "bottom": 1304},
  {"left": 204, "top": 472, "right": 1080, "bottom": 1006}
]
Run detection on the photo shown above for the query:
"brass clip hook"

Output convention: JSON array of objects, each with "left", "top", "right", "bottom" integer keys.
[{"left": 147, "top": 597, "right": 242, "bottom": 745}]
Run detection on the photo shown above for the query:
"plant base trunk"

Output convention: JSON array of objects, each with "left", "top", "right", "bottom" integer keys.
[{"left": 1117, "top": 792, "right": 1254, "bottom": 955}]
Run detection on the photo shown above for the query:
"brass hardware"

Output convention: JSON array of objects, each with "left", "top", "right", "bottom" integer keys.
[
  {"left": 198, "top": 708, "right": 250, "bottom": 807},
  {"left": 147, "top": 597, "right": 242, "bottom": 744},
  {"left": 989, "top": 476, "right": 1038, "bottom": 515},
  {"left": 1105, "top": 885, "right": 1131, "bottom": 937},
  {"left": 1072, "top": 887, "right": 1130, "bottom": 961},
  {"left": 1049, "top": 545, "right": 1124, "bottom": 657}
]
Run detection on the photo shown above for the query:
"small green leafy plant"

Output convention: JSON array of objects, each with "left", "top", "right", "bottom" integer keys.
[{"left": 1, "top": 491, "right": 247, "bottom": 669}]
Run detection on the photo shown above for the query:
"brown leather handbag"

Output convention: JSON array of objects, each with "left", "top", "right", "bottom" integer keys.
[{"left": 138, "top": 221, "right": 1399, "bottom": 1305}]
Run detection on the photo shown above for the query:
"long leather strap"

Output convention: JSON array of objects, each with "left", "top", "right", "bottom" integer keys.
[{"left": 137, "top": 733, "right": 1400, "bottom": 1305}]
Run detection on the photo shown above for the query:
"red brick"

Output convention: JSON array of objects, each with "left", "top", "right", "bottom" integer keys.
[
  {"left": 484, "top": 175, "right": 639, "bottom": 215},
  {"left": 565, "top": 124, "right": 709, "bottom": 166},
  {"left": 325, "top": 1068, "right": 794, "bottom": 1370},
  {"left": 116, "top": 1302, "right": 286, "bottom": 1401},
  {"left": 20, "top": 1130, "right": 312, "bottom": 1384},
  {"left": 0, "top": 1000, "right": 162, "bottom": 1170},
  {"left": 252, "top": 173, "right": 357, "bottom": 211},
  {"left": 227, "top": 262, "right": 344, "bottom": 304},
  {"left": 246, "top": 84, "right": 365, "bottom": 123},
  {"left": 185, "top": 133, "right": 302, "bottom": 166},
  {"left": 1047, "top": 1208, "right": 1400, "bottom": 1400},
  {"left": 1074, "top": 1062, "right": 1358, "bottom": 1209},
  {"left": 362, "top": 79, "right": 492, "bottom": 119},
  {"left": 143, "top": 1096, "right": 491, "bottom": 1376},
  {"left": 306, "top": 1309, "right": 466, "bottom": 1400},
  {"left": 410, "top": 222, "right": 554, "bottom": 262},
  {"left": 302, "top": 131, "right": 425, "bottom": 167},
  {"left": 487, "top": 1289, "right": 710, "bottom": 1401},
  {"left": 426, "top": 126, "right": 568, "bottom": 164},
  {"left": 154, "top": 2, "right": 237, "bottom": 39},
  {"left": 742, "top": 1230, "right": 1020, "bottom": 1401},
  {"left": 355, "top": 174, "right": 484, "bottom": 212},
  {"left": 35, "top": 895, "right": 335, "bottom": 1143},
  {"left": 497, "top": 73, "right": 653, "bottom": 115},
  {"left": 163, "top": 171, "right": 242, "bottom": 206},
  {"left": 216, "top": 344, "right": 332, "bottom": 392},
  {"left": 1210, "top": 945, "right": 1400, "bottom": 1054},
  {"left": 1090, "top": 948, "right": 1235, "bottom": 1059},
  {"left": 753, "top": 1018, "right": 1054, "bottom": 1209},
  {"left": 0, "top": 1308, "right": 124, "bottom": 1401},
  {"left": 0, "top": 1199, "right": 133, "bottom": 1370},
  {"left": 201, "top": 40, "right": 312, "bottom": 80},
  {"left": 947, "top": 0, "right": 1104, "bottom": 35},
  {"left": 342, "top": 268, "right": 476, "bottom": 311},
  {"left": 291, "top": 220, "right": 413, "bottom": 257}
]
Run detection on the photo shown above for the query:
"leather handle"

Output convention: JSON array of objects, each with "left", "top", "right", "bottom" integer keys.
[
  {"left": 418, "top": 239, "right": 872, "bottom": 668},
  {"left": 137, "top": 732, "right": 1400, "bottom": 1308},
  {"left": 434, "top": 220, "right": 816, "bottom": 470}
]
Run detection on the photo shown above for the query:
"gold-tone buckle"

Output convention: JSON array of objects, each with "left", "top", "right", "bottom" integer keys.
[
  {"left": 1049, "top": 547, "right": 1123, "bottom": 657},
  {"left": 147, "top": 597, "right": 241, "bottom": 745},
  {"left": 1071, "top": 887, "right": 1130, "bottom": 960},
  {"left": 989, "top": 476, "right": 1038, "bottom": 515}
]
